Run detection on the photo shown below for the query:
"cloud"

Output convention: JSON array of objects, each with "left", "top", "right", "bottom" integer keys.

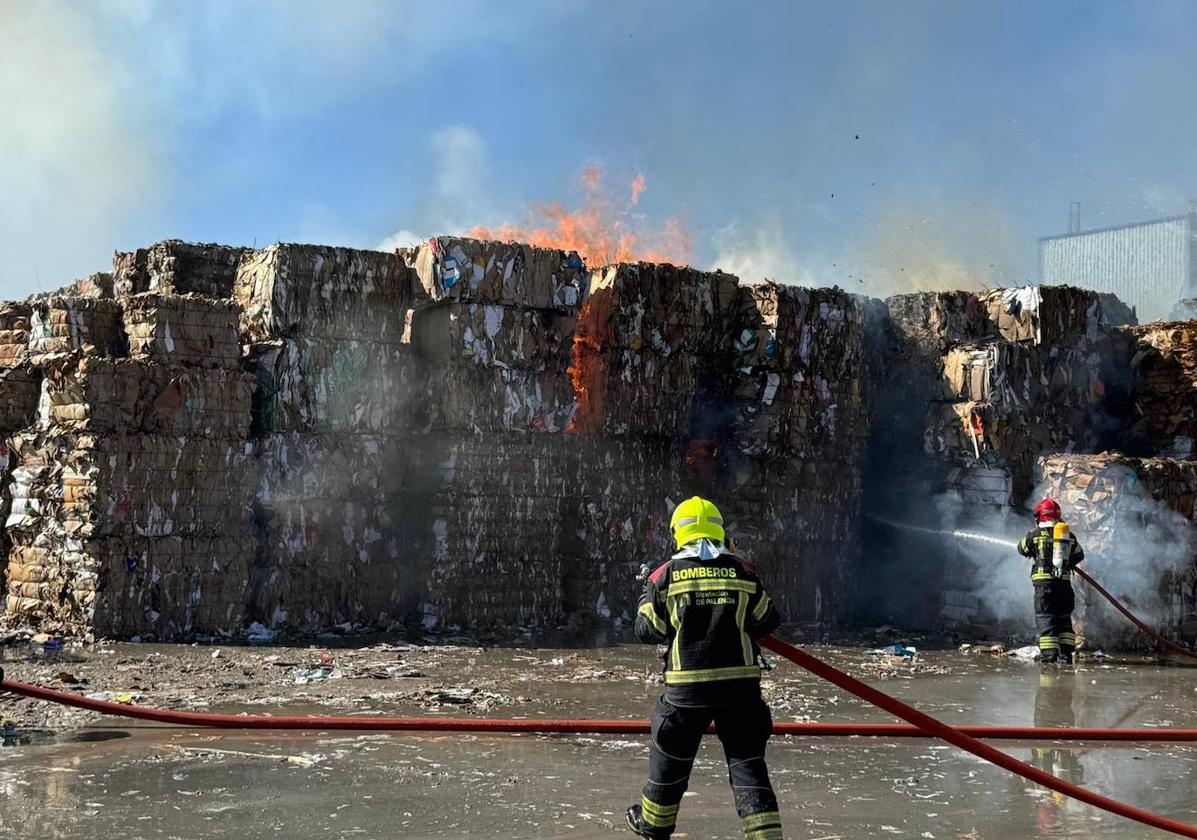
[
  {"left": 0, "top": 1, "right": 167, "bottom": 296},
  {"left": 710, "top": 223, "right": 812, "bottom": 285}
]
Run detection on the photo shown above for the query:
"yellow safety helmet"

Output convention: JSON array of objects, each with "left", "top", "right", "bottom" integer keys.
[{"left": 670, "top": 496, "right": 725, "bottom": 549}]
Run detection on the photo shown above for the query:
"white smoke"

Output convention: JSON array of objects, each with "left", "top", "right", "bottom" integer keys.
[{"left": 931, "top": 468, "right": 1194, "bottom": 641}]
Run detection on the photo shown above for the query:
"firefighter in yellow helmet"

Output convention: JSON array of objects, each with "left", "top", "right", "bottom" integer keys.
[{"left": 626, "top": 497, "right": 783, "bottom": 840}]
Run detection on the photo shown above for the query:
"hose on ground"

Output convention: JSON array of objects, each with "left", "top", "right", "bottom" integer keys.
[
  {"left": 1075, "top": 567, "right": 1197, "bottom": 662},
  {"left": 4, "top": 668, "right": 1197, "bottom": 741},
  {"left": 761, "top": 635, "right": 1197, "bottom": 838}
]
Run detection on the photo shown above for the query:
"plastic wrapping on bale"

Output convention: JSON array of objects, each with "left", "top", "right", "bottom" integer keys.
[
  {"left": 409, "top": 302, "right": 577, "bottom": 371},
  {"left": 123, "top": 293, "right": 242, "bottom": 369},
  {"left": 46, "top": 356, "right": 253, "bottom": 438},
  {"left": 236, "top": 244, "right": 411, "bottom": 343},
  {"left": 1036, "top": 452, "right": 1197, "bottom": 648},
  {"left": 248, "top": 339, "right": 415, "bottom": 435},
  {"left": 113, "top": 240, "right": 250, "bottom": 298},
  {"left": 404, "top": 237, "right": 588, "bottom": 309},
  {"left": 26, "top": 297, "right": 125, "bottom": 361}
]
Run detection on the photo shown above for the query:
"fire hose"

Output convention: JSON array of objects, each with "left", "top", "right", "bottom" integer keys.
[
  {"left": 1, "top": 667, "right": 1196, "bottom": 741},
  {"left": 5, "top": 641, "right": 1197, "bottom": 837},
  {"left": 1075, "top": 567, "right": 1197, "bottom": 662}
]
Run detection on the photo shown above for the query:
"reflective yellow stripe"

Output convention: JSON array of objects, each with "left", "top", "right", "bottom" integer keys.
[
  {"left": 1038, "top": 636, "right": 1060, "bottom": 649},
  {"left": 745, "top": 829, "right": 784, "bottom": 840},
  {"left": 669, "top": 597, "right": 683, "bottom": 671},
  {"left": 742, "top": 811, "right": 781, "bottom": 830},
  {"left": 736, "top": 591, "right": 752, "bottom": 666},
  {"left": 640, "top": 796, "right": 679, "bottom": 828},
  {"left": 751, "top": 593, "right": 772, "bottom": 622},
  {"left": 638, "top": 601, "right": 667, "bottom": 635},
  {"left": 664, "top": 665, "right": 760, "bottom": 685},
  {"left": 640, "top": 797, "right": 679, "bottom": 816},
  {"left": 1059, "top": 633, "right": 1076, "bottom": 645},
  {"left": 668, "top": 579, "right": 757, "bottom": 596},
  {"left": 1031, "top": 572, "right": 1054, "bottom": 581}
]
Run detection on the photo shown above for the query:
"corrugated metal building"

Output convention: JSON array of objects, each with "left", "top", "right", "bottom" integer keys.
[{"left": 1040, "top": 214, "right": 1197, "bottom": 322}]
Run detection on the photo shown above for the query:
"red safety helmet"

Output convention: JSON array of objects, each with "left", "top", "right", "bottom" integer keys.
[{"left": 1034, "top": 497, "right": 1062, "bottom": 523}]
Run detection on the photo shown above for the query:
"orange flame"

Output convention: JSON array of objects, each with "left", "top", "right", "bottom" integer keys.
[{"left": 467, "top": 166, "right": 690, "bottom": 268}]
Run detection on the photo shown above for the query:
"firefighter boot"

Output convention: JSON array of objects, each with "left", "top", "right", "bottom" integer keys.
[{"left": 626, "top": 804, "right": 673, "bottom": 839}]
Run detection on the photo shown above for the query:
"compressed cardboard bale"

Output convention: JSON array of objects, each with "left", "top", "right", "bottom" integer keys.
[
  {"left": 59, "top": 433, "right": 254, "bottom": 539},
  {"left": 248, "top": 338, "right": 415, "bottom": 435},
  {"left": 4, "top": 532, "right": 253, "bottom": 639},
  {"left": 249, "top": 495, "right": 407, "bottom": 631},
  {"left": 1036, "top": 453, "right": 1197, "bottom": 648},
  {"left": 254, "top": 432, "right": 409, "bottom": 504},
  {"left": 113, "top": 240, "right": 250, "bottom": 298},
  {"left": 1126, "top": 322, "right": 1197, "bottom": 457},
  {"left": 939, "top": 341, "right": 1102, "bottom": 411},
  {"left": 0, "top": 366, "right": 41, "bottom": 431},
  {"left": 410, "top": 302, "right": 577, "bottom": 371},
  {"left": 979, "top": 285, "right": 1126, "bottom": 347},
  {"left": 422, "top": 493, "right": 570, "bottom": 630},
  {"left": 123, "top": 293, "right": 242, "bottom": 368},
  {"left": 581, "top": 262, "right": 740, "bottom": 353},
  {"left": 415, "top": 364, "right": 576, "bottom": 434},
  {"left": 236, "top": 244, "right": 411, "bottom": 343},
  {"left": 46, "top": 356, "right": 253, "bottom": 438},
  {"left": 733, "top": 283, "right": 860, "bottom": 372},
  {"left": 404, "top": 237, "right": 588, "bottom": 309},
  {"left": 27, "top": 296, "right": 125, "bottom": 360},
  {"left": 884, "top": 290, "right": 993, "bottom": 350},
  {"left": 0, "top": 302, "right": 32, "bottom": 367}
]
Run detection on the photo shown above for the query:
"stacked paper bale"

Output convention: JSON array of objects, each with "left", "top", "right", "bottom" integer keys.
[
  {"left": 238, "top": 244, "right": 415, "bottom": 631},
  {"left": 562, "top": 263, "right": 741, "bottom": 624},
  {"left": 402, "top": 238, "right": 588, "bottom": 630},
  {"left": 862, "top": 285, "right": 1136, "bottom": 630},
  {"left": 723, "top": 283, "right": 868, "bottom": 622},
  {"left": 1036, "top": 453, "right": 1197, "bottom": 647},
  {"left": 894, "top": 285, "right": 1133, "bottom": 507},
  {"left": 3, "top": 293, "right": 255, "bottom": 638},
  {"left": 1124, "top": 322, "right": 1197, "bottom": 458},
  {"left": 113, "top": 240, "right": 250, "bottom": 298},
  {"left": 26, "top": 296, "right": 125, "bottom": 363}
]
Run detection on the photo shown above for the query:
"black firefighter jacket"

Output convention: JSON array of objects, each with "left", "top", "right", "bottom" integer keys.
[{"left": 635, "top": 545, "right": 781, "bottom": 707}]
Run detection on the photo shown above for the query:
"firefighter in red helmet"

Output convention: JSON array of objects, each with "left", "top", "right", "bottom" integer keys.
[{"left": 1018, "top": 498, "right": 1085, "bottom": 664}]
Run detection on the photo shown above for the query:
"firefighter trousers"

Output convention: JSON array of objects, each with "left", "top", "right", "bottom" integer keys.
[
  {"left": 640, "top": 694, "right": 782, "bottom": 839},
  {"left": 1034, "top": 580, "right": 1076, "bottom": 662}
]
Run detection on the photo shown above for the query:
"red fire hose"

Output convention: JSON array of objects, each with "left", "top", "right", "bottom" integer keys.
[
  {"left": 1075, "top": 567, "right": 1197, "bottom": 662},
  {"left": 5, "top": 648, "right": 1197, "bottom": 837},
  {"left": 3, "top": 670, "right": 1197, "bottom": 741},
  {"left": 760, "top": 635, "right": 1197, "bottom": 838}
]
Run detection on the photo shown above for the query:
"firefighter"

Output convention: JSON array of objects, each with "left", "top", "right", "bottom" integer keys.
[
  {"left": 626, "top": 496, "right": 783, "bottom": 840},
  {"left": 1018, "top": 498, "right": 1085, "bottom": 664}
]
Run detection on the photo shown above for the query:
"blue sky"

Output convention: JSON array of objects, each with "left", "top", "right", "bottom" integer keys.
[{"left": 3, "top": 0, "right": 1197, "bottom": 298}]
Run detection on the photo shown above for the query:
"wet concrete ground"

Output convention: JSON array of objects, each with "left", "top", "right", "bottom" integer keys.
[{"left": 2, "top": 639, "right": 1196, "bottom": 839}]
